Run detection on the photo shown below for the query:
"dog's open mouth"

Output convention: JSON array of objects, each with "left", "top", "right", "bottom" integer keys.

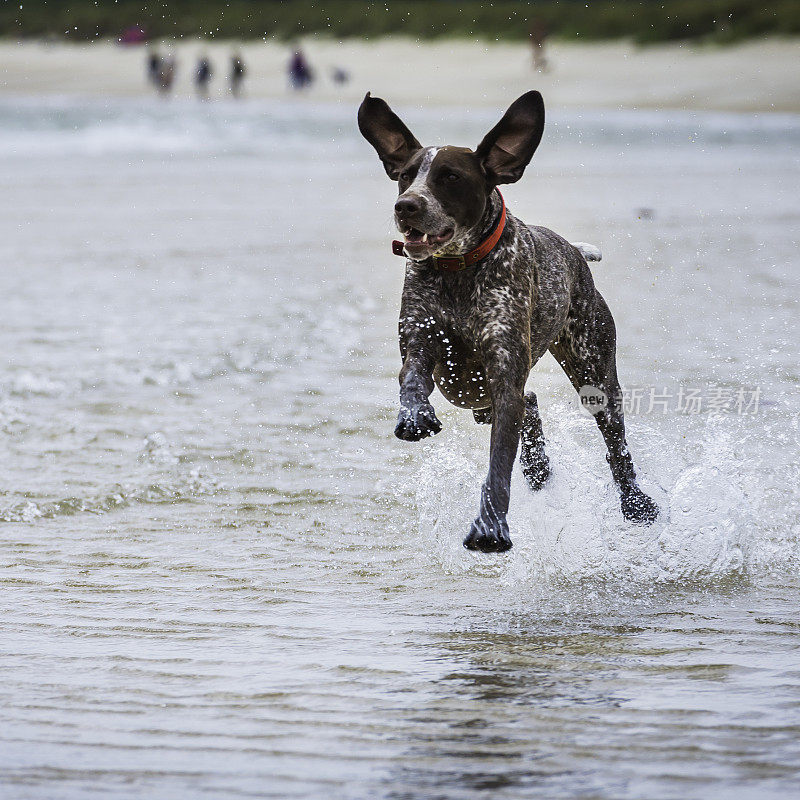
[{"left": 402, "top": 226, "right": 454, "bottom": 254}]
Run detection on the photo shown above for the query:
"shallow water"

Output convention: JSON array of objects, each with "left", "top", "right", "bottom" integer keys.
[{"left": 1, "top": 96, "right": 799, "bottom": 799}]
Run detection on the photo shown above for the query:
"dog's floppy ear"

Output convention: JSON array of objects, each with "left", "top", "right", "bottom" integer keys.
[
  {"left": 358, "top": 92, "right": 422, "bottom": 180},
  {"left": 475, "top": 91, "right": 545, "bottom": 185}
]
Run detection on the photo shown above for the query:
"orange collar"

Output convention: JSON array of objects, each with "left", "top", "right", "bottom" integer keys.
[{"left": 392, "top": 190, "right": 506, "bottom": 272}]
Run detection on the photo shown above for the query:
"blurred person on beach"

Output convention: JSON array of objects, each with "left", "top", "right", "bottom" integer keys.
[
  {"left": 119, "top": 25, "right": 147, "bottom": 46},
  {"left": 230, "top": 54, "right": 246, "bottom": 97},
  {"left": 158, "top": 54, "right": 176, "bottom": 95},
  {"left": 331, "top": 66, "right": 350, "bottom": 85},
  {"left": 288, "top": 49, "right": 313, "bottom": 91},
  {"left": 146, "top": 49, "right": 161, "bottom": 88},
  {"left": 196, "top": 55, "right": 213, "bottom": 99},
  {"left": 529, "top": 19, "right": 549, "bottom": 72}
]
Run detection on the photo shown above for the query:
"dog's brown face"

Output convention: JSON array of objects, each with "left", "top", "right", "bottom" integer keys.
[
  {"left": 393, "top": 146, "right": 488, "bottom": 259},
  {"left": 358, "top": 92, "right": 545, "bottom": 260}
]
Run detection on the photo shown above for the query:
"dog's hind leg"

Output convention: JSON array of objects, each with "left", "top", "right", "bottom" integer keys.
[
  {"left": 550, "top": 292, "right": 659, "bottom": 524},
  {"left": 520, "top": 391, "right": 550, "bottom": 490}
]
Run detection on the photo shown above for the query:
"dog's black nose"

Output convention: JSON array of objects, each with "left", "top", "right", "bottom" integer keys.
[{"left": 395, "top": 194, "right": 423, "bottom": 218}]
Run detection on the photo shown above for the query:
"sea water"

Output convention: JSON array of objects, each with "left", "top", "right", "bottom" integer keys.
[{"left": 0, "top": 95, "right": 799, "bottom": 799}]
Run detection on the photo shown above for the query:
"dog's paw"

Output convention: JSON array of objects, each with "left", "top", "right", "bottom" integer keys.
[
  {"left": 463, "top": 514, "right": 513, "bottom": 553},
  {"left": 520, "top": 452, "right": 551, "bottom": 491},
  {"left": 621, "top": 486, "right": 659, "bottom": 525},
  {"left": 394, "top": 402, "right": 442, "bottom": 441}
]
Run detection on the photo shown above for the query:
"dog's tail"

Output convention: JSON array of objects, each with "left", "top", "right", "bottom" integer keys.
[{"left": 571, "top": 242, "right": 602, "bottom": 262}]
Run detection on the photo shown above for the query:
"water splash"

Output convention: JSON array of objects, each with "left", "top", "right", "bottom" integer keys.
[{"left": 413, "top": 402, "right": 800, "bottom": 588}]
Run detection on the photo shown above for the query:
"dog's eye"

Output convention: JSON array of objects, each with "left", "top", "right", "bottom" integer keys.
[
  {"left": 446, "top": 173, "right": 460, "bottom": 182},
  {"left": 399, "top": 172, "right": 410, "bottom": 182}
]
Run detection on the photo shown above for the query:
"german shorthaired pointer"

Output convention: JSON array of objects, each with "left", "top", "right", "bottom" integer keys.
[{"left": 358, "top": 91, "right": 659, "bottom": 553}]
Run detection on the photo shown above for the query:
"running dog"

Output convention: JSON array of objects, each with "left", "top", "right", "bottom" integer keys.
[{"left": 358, "top": 91, "right": 659, "bottom": 552}]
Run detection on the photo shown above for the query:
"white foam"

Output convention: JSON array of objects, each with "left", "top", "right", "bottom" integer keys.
[{"left": 411, "top": 402, "right": 800, "bottom": 591}]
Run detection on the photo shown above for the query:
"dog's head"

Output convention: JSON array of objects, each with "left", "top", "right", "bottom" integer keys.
[{"left": 358, "top": 91, "right": 544, "bottom": 260}]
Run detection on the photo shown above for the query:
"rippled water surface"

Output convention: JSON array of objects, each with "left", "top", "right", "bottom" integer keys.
[{"left": 1, "top": 97, "right": 799, "bottom": 799}]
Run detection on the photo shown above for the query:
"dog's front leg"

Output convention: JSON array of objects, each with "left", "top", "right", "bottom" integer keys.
[
  {"left": 395, "top": 341, "right": 442, "bottom": 442},
  {"left": 463, "top": 378, "right": 525, "bottom": 553}
]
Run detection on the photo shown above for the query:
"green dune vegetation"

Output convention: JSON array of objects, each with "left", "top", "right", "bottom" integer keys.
[{"left": 4, "top": 0, "right": 799, "bottom": 44}]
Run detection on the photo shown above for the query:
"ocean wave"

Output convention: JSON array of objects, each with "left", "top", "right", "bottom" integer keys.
[
  {"left": 0, "top": 467, "right": 221, "bottom": 523},
  {"left": 0, "top": 96, "right": 363, "bottom": 157},
  {"left": 0, "top": 96, "right": 797, "bottom": 158}
]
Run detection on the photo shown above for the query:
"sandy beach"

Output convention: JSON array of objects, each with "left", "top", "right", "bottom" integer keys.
[{"left": 1, "top": 36, "right": 799, "bottom": 112}]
